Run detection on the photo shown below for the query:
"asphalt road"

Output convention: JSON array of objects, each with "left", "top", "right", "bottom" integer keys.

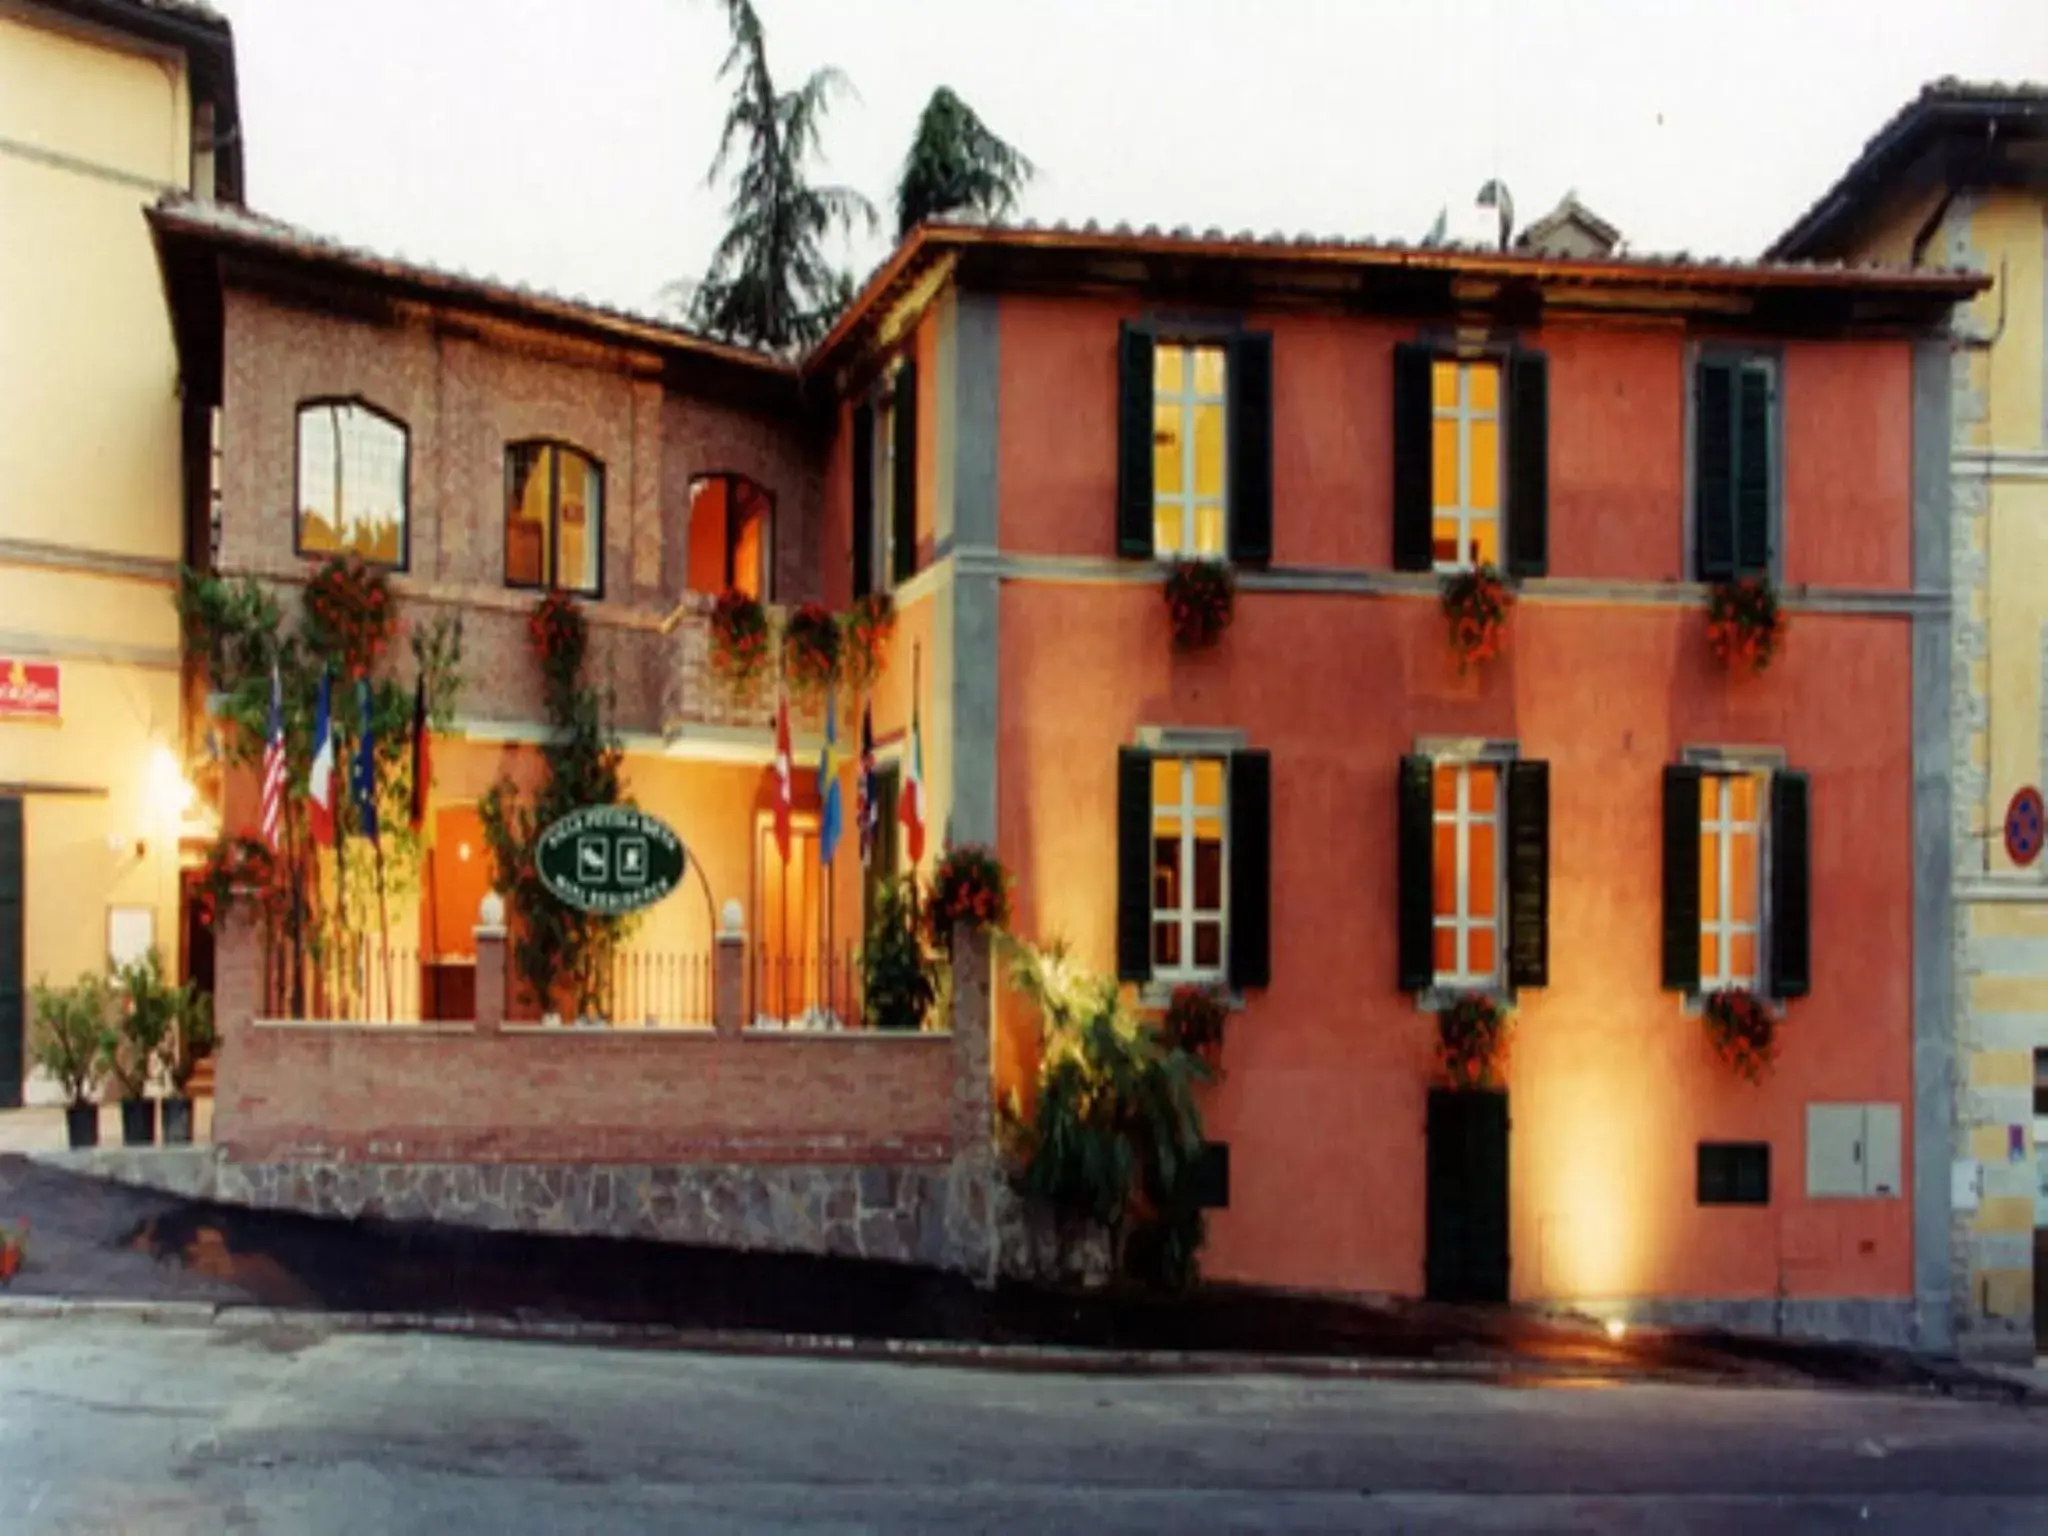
[{"left": 5, "top": 1315, "right": 2048, "bottom": 1533}]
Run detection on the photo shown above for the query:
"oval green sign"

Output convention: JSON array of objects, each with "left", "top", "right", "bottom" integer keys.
[{"left": 535, "top": 807, "right": 686, "bottom": 915}]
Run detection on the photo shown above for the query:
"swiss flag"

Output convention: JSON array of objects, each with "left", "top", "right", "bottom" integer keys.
[{"left": 772, "top": 696, "right": 792, "bottom": 865}]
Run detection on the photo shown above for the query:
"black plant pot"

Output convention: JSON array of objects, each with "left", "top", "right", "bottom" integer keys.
[
  {"left": 120, "top": 1099, "right": 157, "bottom": 1148},
  {"left": 65, "top": 1104, "right": 98, "bottom": 1150},
  {"left": 162, "top": 1097, "right": 194, "bottom": 1145}
]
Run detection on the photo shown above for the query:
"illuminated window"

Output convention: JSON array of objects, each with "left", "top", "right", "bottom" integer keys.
[
  {"left": 1431, "top": 761, "right": 1502, "bottom": 987},
  {"left": 1151, "top": 755, "right": 1227, "bottom": 980},
  {"left": 505, "top": 441, "right": 602, "bottom": 596},
  {"left": 1430, "top": 359, "right": 1502, "bottom": 572},
  {"left": 1700, "top": 771, "right": 1765, "bottom": 991},
  {"left": 296, "top": 400, "right": 407, "bottom": 565},
  {"left": 686, "top": 474, "right": 774, "bottom": 599},
  {"left": 874, "top": 392, "right": 898, "bottom": 592},
  {"left": 1152, "top": 342, "right": 1228, "bottom": 559}
]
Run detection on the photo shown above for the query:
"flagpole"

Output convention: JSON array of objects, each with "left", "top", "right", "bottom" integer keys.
[{"left": 373, "top": 827, "right": 394, "bottom": 1023}]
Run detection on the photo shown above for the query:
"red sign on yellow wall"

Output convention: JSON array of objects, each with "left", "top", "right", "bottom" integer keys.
[{"left": 0, "top": 659, "right": 60, "bottom": 723}]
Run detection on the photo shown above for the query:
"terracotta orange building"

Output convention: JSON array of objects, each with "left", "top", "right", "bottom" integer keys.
[
  {"left": 810, "top": 225, "right": 1979, "bottom": 1343},
  {"left": 153, "top": 201, "right": 1982, "bottom": 1344}
]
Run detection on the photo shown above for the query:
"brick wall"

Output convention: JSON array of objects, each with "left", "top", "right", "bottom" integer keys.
[{"left": 216, "top": 290, "right": 824, "bottom": 733}]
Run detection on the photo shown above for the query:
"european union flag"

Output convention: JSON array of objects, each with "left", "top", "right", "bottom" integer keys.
[{"left": 351, "top": 677, "right": 379, "bottom": 842}]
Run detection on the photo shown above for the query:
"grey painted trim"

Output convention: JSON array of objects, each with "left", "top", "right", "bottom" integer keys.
[
  {"left": 0, "top": 133, "right": 182, "bottom": 197},
  {"left": 0, "top": 535, "right": 179, "bottom": 585},
  {"left": 1681, "top": 743, "right": 1788, "bottom": 770},
  {"left": 954, "top": 547, "right": 1943, "bottom": 616},
  {"left": 1554, "top": 1295, "right": 1918, "bottom": 1350},
  {"left": 948, "top": 295, "right": 1002, "bottom": 847},
  {"left": 1136, "top": 725, "right": 1249, "bottom": 753},
  {"left": 1952, "top": 448, "right": 2048, "bottom": 482},
  {"left": 0, "top": 631, "right": 179, "bottom": 671},
  {"left": 933, "top": 288, "right": 958, "bottom": 548},
  {"left": 1956, "top": 878, "right": 2048, "bottom": 904},
  {"left": 1413, "top": 735, "right": 1518, "bottom": 762},
  {"left": 1911, "top": 336, "right": 1957, "bottom": 1354}
]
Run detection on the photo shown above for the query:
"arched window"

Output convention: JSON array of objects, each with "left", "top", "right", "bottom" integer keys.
[
  {"left": 687, "top": 473, "right": 774, "bottom": 600},
  {"left": 295, "top": 399, "right": 408, "bottom": 565},
  {"left": 505, "top": 441, "right": 603, "bottom": 596}
]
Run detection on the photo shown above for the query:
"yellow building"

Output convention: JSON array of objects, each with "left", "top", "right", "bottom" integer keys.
[
  {"left": 0, "top": 0, "right": 240, "bottom": 1104},
  {"left": 1771, "top": 81, "right": 2048, "bottom": 1358}
]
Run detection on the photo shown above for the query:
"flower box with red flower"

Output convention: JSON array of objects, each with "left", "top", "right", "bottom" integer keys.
[
  {"left": 1162, "top": 984, "right": 1228, "bottom": 1065},
  {"left": 1705, "top": 577, "right": 1785, "bottom": 677},
  {"left": 1439, "top": 564, "right": 1512, "bottom": 673},
  {"left": 526, "top": 591, "right": 587, "bottom": 690},
  {"left": 1702, "top": 987, "right": 1779, "bottom": 1083},
  {"left": 303, "top": 556, "right": 396, "bottom": 678},
  {"left": 840, "top": 592, "right": 897, "bottom": 695},
  {"left": 1163, "top": 559, "right": 1235, "bottom": 651},
  {"left": 924, "top": 845, "right": 1012, "bottom": 952},
  {"left": 1435, "top": 991, "right": 1511, "bottom": 1090},
  {"left": 709, "top": 589, "right": 771, "bottom": 700},
  {"left": 781, "top": 603, "right": 842, "bottom": 703}
]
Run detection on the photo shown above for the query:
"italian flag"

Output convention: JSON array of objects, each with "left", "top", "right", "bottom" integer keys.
[
  {"left": 899, "top": 689, "right": 925, "bottom": 865},
  {"left": 306, "top": 668, "right": 337, "bottom": 846}
]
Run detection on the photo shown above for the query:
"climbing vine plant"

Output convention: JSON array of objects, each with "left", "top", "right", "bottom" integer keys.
[
  {"left": 176, "top": 559, "right": 464, "bottom": 1016},
  {"left": 479, "top": 594, "right": 638, "bottom": 1018}
]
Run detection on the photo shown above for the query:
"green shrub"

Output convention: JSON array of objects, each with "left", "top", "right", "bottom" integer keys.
[
  {"left": 109, "top": 948, "right": 178, "bottom": 1100},
  {"left": 862, "top": 877, "right": 937, "bottom": 1032},
  {"left": 30, "top": 974, "right": 115, "bottom": 1108}
]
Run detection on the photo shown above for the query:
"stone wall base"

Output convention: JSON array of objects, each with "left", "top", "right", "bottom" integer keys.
[
  {"left": 47, "top": 1148, "right": 998, "bottom": 1277},
  {"left": 1553, "top": 1295, "right": 1924, "bottom": 1351}
]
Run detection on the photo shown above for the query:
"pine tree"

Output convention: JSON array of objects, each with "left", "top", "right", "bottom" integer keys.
[{"left": 895, "top": 87, "right": 1035, "bottom": 238}]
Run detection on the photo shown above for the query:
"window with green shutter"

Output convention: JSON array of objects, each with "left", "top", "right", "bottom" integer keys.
[
  {"left": 1663, "top": 755, "right": 1812, "bottom": 1003},
  {"left": 1693, "top": 353, "right": 1776, "bottom": 580},
  {"left": 1392, "top": 345, "right": 1548, "bottom": 578},
  {"left": 1116, "top": 743, "right": 1271, "bottom": 990},
  {"left": 1397, "top": 748, "right": 1549, "bottom": 996},
  {"left": 1116, "top": 325, "right": 1274, "bottom": 566}
]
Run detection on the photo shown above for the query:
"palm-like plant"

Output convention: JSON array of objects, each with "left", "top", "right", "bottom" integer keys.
[
  {"left": 895, "top": 87, "right": 1034, "bottom": 238},
  {"left": 689, "top": 0, "right": 874, "bottom": 352}
]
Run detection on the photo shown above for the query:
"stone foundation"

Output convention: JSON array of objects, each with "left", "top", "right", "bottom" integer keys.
[{"left": 1554, "top": 1294, "right": 1924, "bottom": 1351}]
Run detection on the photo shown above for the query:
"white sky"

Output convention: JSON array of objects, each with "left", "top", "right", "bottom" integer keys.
[{"left": 215, "top": 0, "right": 2048, "bottom": 318}]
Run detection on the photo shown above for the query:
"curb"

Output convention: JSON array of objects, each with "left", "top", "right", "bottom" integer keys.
[{"left": 0, "top": 1293, "right": 1986, "bottom": 1397}]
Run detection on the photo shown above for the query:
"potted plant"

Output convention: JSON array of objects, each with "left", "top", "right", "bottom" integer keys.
[
  {"left": 110, "top": 948, "right": 177, "bottom": 1147},
  {"left": 1163, "top": 560, "right": 1235, "bottom": 651},
  {"left": 1440, "top": 564, "right": 1512, "bottom": 673},
  {"left": 162, "top": 983, "right": 216, "bottom": 1145},
  {"left": 1703, "top": 987, "right": 1779, "bottom": 1083},
  {"left": 29, "top": 974, "right": 114, "bottom": 1150},
  {"left": 1706, "top": 576, "right": 1785, "bottom": 676},
  {"left": 861, "top": 876, "right": 937, "bottom": 1032},
  {"left": 1436, "top": 991, "right": 1512, "bottom": 1089}
]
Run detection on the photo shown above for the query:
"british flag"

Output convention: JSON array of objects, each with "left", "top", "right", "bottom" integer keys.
[{"left": 856, "top": 699, "right": 877, "bottom": 866}]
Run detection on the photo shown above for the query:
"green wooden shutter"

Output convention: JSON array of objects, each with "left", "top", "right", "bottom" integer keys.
[
  {"left": 1505, "top": 760, "right": 1550, "bottom": 989},
  {"left": 0, "top": 798, "right": 21, "bottom": 1109},
  {"left": 1392, "top": 343, "right": 1436, "bottom": 572},
  {"left": 891, "top": 361, "right": 918, "bottom": 584},
  {"left": 1662, "top": 765, "right": 1703, "bottom": 992},
  {"left": 1117, "top": 323, "right": 1156, "bottom": 559},
  {"left": 1734, "top": 364, "right": 1772, "bottom": 577},
  {"left": 851, "top": 401, "right": 874, "bottom": 599},
  {"left": 1228, "top": 749, "right": 1272, "bottom": 989},
  {"left": 1227, "top": 332, "right": 1274, "bottom": 566},
  {"left": 1506, "top": 351, "right": 1549, "bottom": 579},
  {"left": 1694, "top": 360, "right": 1736, "bottom": 581},
  {"left": 1769, "top": 770, "right": 1812, "bottom": 1000},
  {"left": 1117, "top": 748, "right": 1154, "bottom": 980},
  {"left": 1398, "top": 755, "right": 1435, "bottom": 991}
]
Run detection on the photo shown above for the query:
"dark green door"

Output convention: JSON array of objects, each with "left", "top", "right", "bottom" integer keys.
[
  {"left": 0, "top": 799, "right": 22, "bottom": 1109},
  {"left": 1425, "top": 1088, "right": 1510, "bottom": 1304}
]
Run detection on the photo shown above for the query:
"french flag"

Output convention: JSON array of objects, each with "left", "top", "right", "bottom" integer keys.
[{"left": 306, "top": 668, "right": 337, "bottom": 845}]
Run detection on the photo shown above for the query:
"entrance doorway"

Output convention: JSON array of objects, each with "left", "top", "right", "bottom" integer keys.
[
  {"left": 0, "top": 799, "right": 21, "bottom": 1108},
  {"left": 1424, "top": 1087, "right": 1510, "bottom": 1304},
  {"left": 421, "top": 804, "right": 490, "bottom": 1021}
]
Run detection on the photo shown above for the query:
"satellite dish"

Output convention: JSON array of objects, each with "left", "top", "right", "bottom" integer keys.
[{"left": 1475, "top": 179, "right": 1515, "bottom": 250}]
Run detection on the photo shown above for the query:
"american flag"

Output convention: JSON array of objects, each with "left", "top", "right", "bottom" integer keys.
[
  {"left": 258, "top": 662, "right": 286, "bottom": 851},
  {"left": 857, "top": 699, "right": 877, "bottom": 866}
]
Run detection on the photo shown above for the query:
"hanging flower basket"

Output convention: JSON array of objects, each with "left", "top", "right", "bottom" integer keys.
[
  {"left": 303, "top": 555, "right": 395, "bottom": 678},
  {"left": 1435, "top": 991, "right": 1512, "bottom": 1090},
  {"left": 1706, "top": 577, "right": 1786, "bottom": 676},
  {"left": 1164, "top": 559, "right": 1235, "bottom": 651},
  {"left": 925, "top": 844, "right": 1012, "bottom": 951},
  {"left": 780, "top": 602, "right": 842, "bottom": 703},
  {"left": 195, "top": 834, "right": 282, "bottom": 931},
  {"left": 1440, "top": 564, "right": 1512, "bottom": 673},
  {"left": 526, "top": 591, "right": 587, "bottom": 693},
  {"left": 840, "top": 592, "right": 897, "bottom": 696},
  {"left": 1162, "top": 984, "right": 1228, "bottom": 1066},
  {"left": 1703, "top": 987, "right": 1779, "bottom": 1083},
  {"left": 709, "top": 589, "right": 771, "bottom": 702}
]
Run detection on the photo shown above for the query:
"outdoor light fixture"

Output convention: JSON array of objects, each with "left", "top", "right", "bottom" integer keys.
[
  {"left": 1605, "top": 1319, "right": 1628, "bottom": 1341},
  {"left": 146, "top": 743, "right": 196, "bottom": 822}
]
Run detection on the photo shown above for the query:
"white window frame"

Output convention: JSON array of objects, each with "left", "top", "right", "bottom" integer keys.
[
  {"left": 1431, "top": 759, "right": 1504, "bottom": 990},
  {"left": 1431, "top": 358, "right": 1503, "bottom": 575},
  {"left": 1152, "top": 754, "right": 1229, "bottom": 985},
  {"left": 1699, "top": 771, "right": 1769, "bottom": 993},
  {"left": 1155, "top": 341, "right": 1228, "bottom": 562},
  {"left": 873, "top": 390, "right": 897, "bottom": 594}
]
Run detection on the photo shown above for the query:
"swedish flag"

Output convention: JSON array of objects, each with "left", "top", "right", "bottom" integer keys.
[{"left": 818, "top": 688, "right": 843, "bottom": 866}]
